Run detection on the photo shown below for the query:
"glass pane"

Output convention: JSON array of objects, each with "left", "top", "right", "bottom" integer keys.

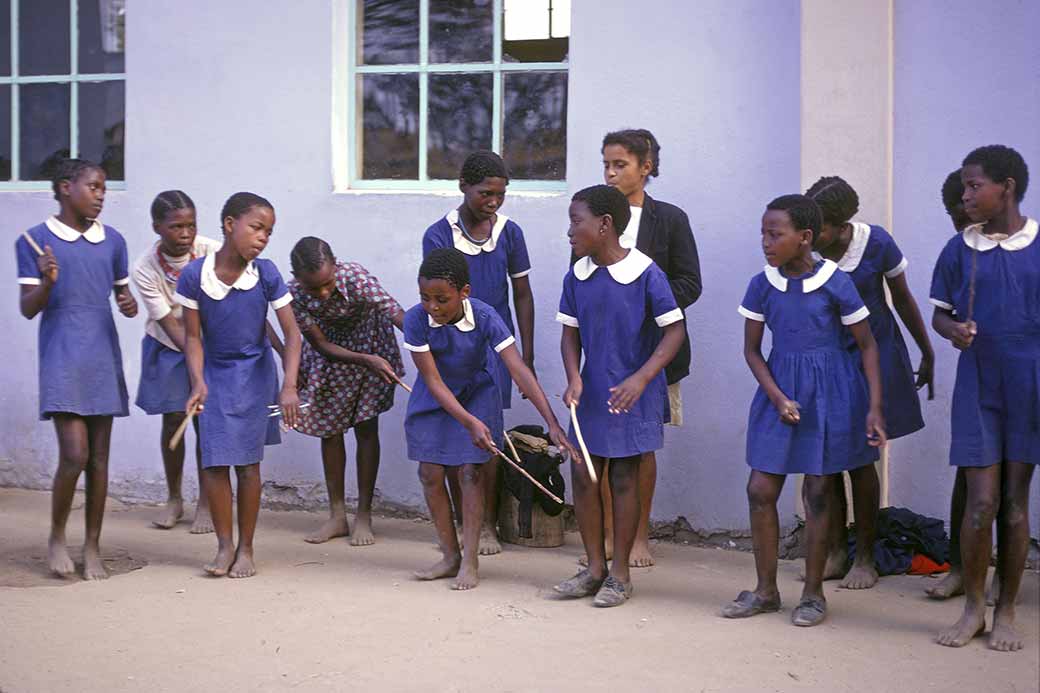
[
  {"left": 0, "top": 0, "right": 11, "bottom": 76},
  {"left": 78, "top": 80, "right": 124, "bottom": 180},
  {"left": 0, "top": 85, "right": 10, "bottom": 180},
  {"left": 19, "top": 0, "right": 70, "bottom": 76},
  {"left": 427, "top": 73, "right": 492, "bottom": 179},
  {"left": 360, "top": 73, "right": 418, "bottom": 179},
  {"left": 502, "top": 0, "right": 568, "bottom": 63},
  {"left": 359, "top": 0, "right": 418, "bottom": 65},
  {"left": 79, "top": 0, "right": 126, "bottom": 74},
  {"left": 503, "top": 71, "right": 567, "bottom": 180},
  {"left": 429, "top": 0, "right": 492, "bottom": 64},
  {"left": 20, "top": 82, "right": 70, "bottom": 181}
]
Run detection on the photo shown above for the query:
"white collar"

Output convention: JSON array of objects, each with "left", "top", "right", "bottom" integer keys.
[
  {"left": 46, "top": 216, "right": 105, "bottom": 244},
  {"left": 428, "top": 298, "right": 476, "bottom": 332},
  {"left": 764, "top": 259, "right": 838, "bottom": 293},
  {"left": 199, "top": 252, "right": 260, "bottom": 301},
  {"left": 446, "top": 209, "right": 510, "bottom": 255},
  {"left": 962, "top": 218, "right": 1037, "bottom": 251},
  {"left": 811, "top": 223, "right": 870, "bottom": 271},
  {"left": 573, "top": 248, "right": 653, "bottom": 284}
]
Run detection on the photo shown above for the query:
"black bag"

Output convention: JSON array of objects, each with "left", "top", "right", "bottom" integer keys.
[{"left": 501, "top": 425, "right": 566, "bottom": 538}]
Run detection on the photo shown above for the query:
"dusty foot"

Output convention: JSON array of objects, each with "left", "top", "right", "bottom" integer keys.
[
  {"left": 204, "top": 544, "right": 235, "bottom": 576},
  {"left": 48, "top": 537, "right": 75, "bottom": 577},
  {"left": 478, "top": 525, "right": 502, "bottom": 556},
  {"left": 989, "top": 608, "right": 1023, "bottom": 652},
  {"left": 925, "top": 569, "right": 964, "bottom": 599},
  {"left": 304, "top": 515, "right": 350, "bottom": 544},
  {"left": 987, "top": 575, "right": 1001, "bottom": 607},
  {"left": 451, "top": 563, "right": 479, "bottom": 591},
  {"left": 189, "top": 506, "right": 214, "bottom": 534},
  {"left": 800, "top": 547, "right": 847, "bottom": 582},
  {"left": 936, "top": 606, "right": 986, "bottom": 648},
  {"left": 228, "top": 548, "right": 256, "bottom": 579},
  {"left": 839, "top": 561, "right": 879, "bottom": 590},
  {"left": 151, "top": 498, "right": 184, "bottom": 529},
  {"left": 414, "top": 555, "right": 461, "bottom": 581},
  {"left": 82, "top": 544, "right": 109, "bottom": 581},
  {"left": 629, "top": 541, "right": 655, "bottom": 568},
  {"left": 349, "top": 514, "right": 375, "bottom": 547}
]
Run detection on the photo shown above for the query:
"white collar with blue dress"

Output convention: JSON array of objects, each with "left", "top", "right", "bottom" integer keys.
[
  {"left": 572, "top": 248, "right": 653, "bottom": 284},
  {"left": 445, "top": 209, "right": 510, "bottom": 255},
  {"left": 763, "top": 259, "right": 839, "bottom": 293},
  {"left": 46, "top": 215, "right": 105, "bottom": 243},
  {"left": 428, "top": 297, "right": 476, "bottom": 332},
  {"left": 961, "top": 217, "right": 1037, "bottom": 251}
]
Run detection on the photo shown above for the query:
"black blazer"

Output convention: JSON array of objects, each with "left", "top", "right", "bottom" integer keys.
[{"left": 570, "top": 193, "right": 702, "bottom": 384}]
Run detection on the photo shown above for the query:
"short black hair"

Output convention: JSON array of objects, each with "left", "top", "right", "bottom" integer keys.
[
  {"left": 51, "top": 158, "right": 104, "bottom": 201},
  {"left": 150, "top": 190, "right": 196, "bottom": 223},
  {"left": 290, "top": 236, "right": 336, "bottom": 275},
  {"left": 459, "top": 151, "right": 509, "bottom": 185},
  {"left": 766, "top": 194, "right": 823, "bottom": 242},
  {"left": 602, "top": 129, "right": 661, "bottom": 179},
  {"left": 805, "top": 176, "right": 859, "bottom": 226},
  {"left": 962, "top": 145, "right": 1029, "bottom": 202},
  {"left": 419, "top": 247, "right": 470, "bottom": 290},
  {"left": 220, "top": 192, "right": 274, "bottom": 230},
  {"left": 941, "top": 170, "right": 964, "bottom": 214},
  {"left": 572, "top": 184, "right": 631, "bottom": 236}
]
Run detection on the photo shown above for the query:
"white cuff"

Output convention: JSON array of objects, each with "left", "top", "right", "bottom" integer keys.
[
  {"left": 929, "top": 298, "right": 954, "bottom": 311},
  {"left": 737, "top": 305, "right": 765, "bottom": 322},
  {"left": 884, "top": 257, "right": 908, "bottom": 278},
  {"left": 270, "top": 293, "right": 293, "bottom": 310},
  {"left": 113, "top": 277, "right": 130, "bottom": 286},
  {"left": 841, "top": 306, "right": 870, "bottom": 325},
  {"left": 174, "top": 292, "right": 199, "bottom": 310},
  {"left": 493, "top": 335, "right": 516, "bottom": 353},
  {"left": 654, "top": 307, "right": 684, "bottom": 327},
  {"left": 555, "top": 311, "right": 578, "bottom": 327},
  {"left": 509, "top": 268, "right": 531, "bottom": 279},
  {"left": 403, "top": 342, "right": 430, "bottom": 352},
  {"left": 149, "top": 303, "right": 172, "bottom": 322},
  {"left": 18, "top": 277, "right": 41, "bottom": 285}
]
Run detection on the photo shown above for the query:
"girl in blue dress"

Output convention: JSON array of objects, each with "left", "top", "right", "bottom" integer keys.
[
  {"left": 16, "top": 158, "right": 138, "bottom": 580},
  {"left": 553, "top": 185, "right": 685, "bottom": 608},
  {"left": 422, "top": 151, "right": 534, "bottom": 556},
  {"left": 806, "top": 176, "right": 935, "bottom": 590},
  {"left": 403, "top": 248, "right": 572, "bottom": 591},
  {"left": 721, "top": 194, "right": 885, "bottom": 627},
  {"left": 931, "top": 145, "right": 1037, "bottom": 653},
  {"left": 175, "top": 192, "right": 302, "bottom": 579}
]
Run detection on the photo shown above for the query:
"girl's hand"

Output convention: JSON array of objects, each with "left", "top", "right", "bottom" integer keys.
[
  {"left": 363, "top": 354, "right": 397, "bottom": 384},
  {"left": 465, "top": 417, "right": 495, "bottom": 453},
  {"left": 279, "top": 386, "right": 301, "bottom": 430},
  {"left": 914, "top": 354, "right": 934, "bottom": 399},
  {"left": 562, "top": 378, "right": 583, "bottom": 408},
  {"left": 548, "top": 423, "right": 579, "bottom": 461},
  {"left": 608, "top": 374, "right": 648, "bottom": 415},
  {"left": 186, "top": 384, "right": 208, "bottom": 414},
  {"left": 116, "top": 289, "right": 138, "bottom": 318},
  {"left": 37, "top": 245, "right": 59, "bottom": 285},
  {"left": 774, "top": 398, "right": 801, "bottom": 425},
  {"left": 866, "top": 409, "right": 887, "bottom": 447},
  {"left": 949, "top": 320, "right": 977, "bottom": 350}
]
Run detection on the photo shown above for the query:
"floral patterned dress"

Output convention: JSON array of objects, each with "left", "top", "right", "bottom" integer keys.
[{"left": 289, "top": 261, "right": 405, "bottom": 437}]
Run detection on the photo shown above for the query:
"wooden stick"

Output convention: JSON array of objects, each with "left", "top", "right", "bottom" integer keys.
[
  {"left": 391, "top": 373, "right": 412, "bottom": 393},
  {"left": 168, "top": 402, "right": 199, "bottom": 451},
  {"left": 491, "top": 442, "right": 564, "bottom": 506},
  {"left": 569, "top": 402, "right": 598, "bottom": 483},
  {"left": 966, "top": 243, "right": 978, "bottom": 323},
  {"left": 22, "top": 231, "right": 44, "bottom": 256}
]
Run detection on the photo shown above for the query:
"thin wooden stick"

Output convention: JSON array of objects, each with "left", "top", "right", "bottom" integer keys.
[
  {"left": 491, "top": 442, "right": 564, "bottom": 506},
  {"left": 168, "top": 402, "right": 200, "bottom": 451},
  {"left": 966, "top": 243, "right": 978, "bottom": 323},
  {"left": 391, "top": 373, "right": 412, "bottom": 393},
  {"left": 22, "top": 231, "right": 44, "bottom": 256},
  {"left": 569, "top": 402, "right": 598, "bottom": 483}
]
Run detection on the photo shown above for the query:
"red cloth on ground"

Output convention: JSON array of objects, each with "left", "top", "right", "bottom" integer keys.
[{"left": 908, "top": 553, "right": 950, "bottom": 575}]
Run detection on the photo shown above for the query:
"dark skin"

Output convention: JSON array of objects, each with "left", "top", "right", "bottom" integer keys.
[
  {"left": 561, "top": 199, "right": 685, "bottom": 587},
  {"left": 934, "top": 165, "right": 1032, "bottom": 652},
  {"left": 292, "top": 258, "right": 405, "bottom": 546},
  {"left": 411, "top": 277, "right": 574, "bottom": 590},
  {"left": 182, "top": 205, "right": 303, "bottom": 578}
]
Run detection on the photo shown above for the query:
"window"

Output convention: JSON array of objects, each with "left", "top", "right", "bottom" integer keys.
[
  {"left": 343, "top": 0, "right": 569, "bottom": 191},
  {"left": 0, "top": 0, "right": 126, "bottom": 189}
]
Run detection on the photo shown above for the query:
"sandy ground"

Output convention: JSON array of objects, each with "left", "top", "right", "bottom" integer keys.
[{"left": 0, "top": 488, "right": 1037, "bottom": 693}]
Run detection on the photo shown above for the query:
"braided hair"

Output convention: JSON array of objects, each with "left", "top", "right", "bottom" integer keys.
[
  {"left": 962, "top": 145, "right": 1029, "bottom": 202},
  {"left": 602, "top": 128, "right": 661, "bottom": 180},
  {"left": 941, "top": 170, "right": 964, "bottom": 214},
  {"left": 572, "top": 184, "right": 631, "bottom": 236},
  {"left": 150, "top": 190, "right": 196, "bottom": 223},
  {"left": 50, "top": 158, "right": 103, "bottom": 201},
  {"left": 767, "top": 194, "right": 823, "bottom": 243},
  {"left": 290, "top": 236, "right": 336, "bottom": 275},
  {"left": 419, "top": 248, "right": 470, "bottom": 290},
  {"left": 220, "top": 192, "right": 274, "bottom": 232},
  {"left": 805, "top": 176, "right": 859, "bottom": 227},
  {"left": 460, "top": 151, "right": 509, "bottom": 185}
]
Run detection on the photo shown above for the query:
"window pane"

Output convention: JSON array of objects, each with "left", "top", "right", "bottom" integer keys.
[
  {"left": 79, "top": 0, "right": 126, "bottom": 74},
  {"left": 360, "top": 73, "right": 418, "bottom": 179},
  {"left": 503, "top": 71, "right": 566, "bottom": 180},
  {"left": 0, "top": 0, "right": 11, "bottom": 76},
  {"left": 359, "top": 0, "right": 418, "bottom": 65},
  {"left": 429, "top": 0, "right": 492, "bottom": 64},
  {"left": 502, "top": 0, "right": 568, "bottom": 63},
  {"left": 19, "top": 0, "right": 70, "bottom": 76},
  {"left": 0, "top": 85, "right": 10, "bottom": 180},
  {"left": 20, "top": 82, "right": 70, "bottom": 180},
  {"left": 427, "top": 73, "right": 492, "bottom": 179},
  {"left": 79, "top": 80, "right": 124, "bottom": 180}
]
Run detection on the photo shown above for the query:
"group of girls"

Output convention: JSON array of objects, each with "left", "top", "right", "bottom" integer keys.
[{"left": 13, "top": 135, "right": 1035, "bottom": 650}]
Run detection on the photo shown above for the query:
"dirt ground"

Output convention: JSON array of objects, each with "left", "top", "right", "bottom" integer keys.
[{"left": 0, "top": 487, "right": 1037, "bottom": 692}]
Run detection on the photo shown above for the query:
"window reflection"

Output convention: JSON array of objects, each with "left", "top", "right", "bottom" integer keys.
[
  {"left": 429, "top": 0, "right": 493, "bottom": 64},
  {"left": 427, "top": 73, "right": 493, "bottom": 179},
  {"left": 360, "top": 73, "right": 419, "bottom": 179},
  {"left": 20, "top": 82, "right": 70, "bottom": 181},
  {"left": 360, "top": 0, "right": 419, "bottom": 65},
  {"left": 79, "top": 81, "right": 124, "bottom": 180},
  {"left": 503, "top": 71, "right": 567, "bottom": 180}
]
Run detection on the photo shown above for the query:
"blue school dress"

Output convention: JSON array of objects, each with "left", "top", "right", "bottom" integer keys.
[
  {"left": 929, "top": 219, "right": 1040, "bottom": 467},
  {"left": 175, "top": 254, "right": 291, "bottom": 468},
  {"left": 739, "top": 260, "right": 879, "bottom": 475},
  {"left": 822, "top": 223, "right": 924, "bottom": 439},
  {"left": 15, "top": 218, "right": 130, "bottom": 420},
  {"left": 555, "top": 249, "right": 683, "bottom": 459},
  {"left": 402, "top": 298, "right": 514, "bottom": 465},
  {"left": 423, "top": 210, "right": 531, "bottom": 408}
]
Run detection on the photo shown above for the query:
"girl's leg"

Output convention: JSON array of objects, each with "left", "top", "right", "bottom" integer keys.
[
  {"left": 455, "top": 462, "right": 485, "bottom": 590},
  {"left": 747, "top": 470, "right": 786, "bottom": 600},
  {"left": 415, "top": 462, "right": 462, "bottom": 580},
  {"left": 571, "top": 455, "right": 609, "bottom": 581},
  {"left": 608, "top": 455, "right": 641, "bottom": 585},
  {"left": 800, "top": 474, "right": 837, "bottom": 606},
  {"left": 630, "top": 452, "right": 656, "bottom": 567},
  {"left": 446, "top": 467, "right": 463, "bottom": 526},
  {"left": 49, "top": 414, "right": 91, "bottom": 576},
  {"left": 82, "top": 416, "right": 113, "bottom": 580},
  {"left": 927, "top": 468, "right": 966, "bottom": 598},
  {"left": 579, "top": 461, "right": 614, "bottom": 566},
  {"left": 202, "top": 466, "right": 235, "bottom": 576},
  {"left": 811, "top": 475, "right": 848, "bottom": 581},
  {"left": 154, "top": 412, "right": 187, "bottom": 529},
  {"left": 478, "top": 457, "right": 502, "bottom": 556},
  {"left": 841, "top": 464, "right": 880, "bottom": 589},
  {"left": 937, "top": 463, "right": 1001, "bottom": 647},
  {"left": 305, "top": 434, "right": 349, "bottom": 544},
  {"left": 351, "top": 417, "right": 380, "bottom": 546},
  {"left": 989, "top": 461, "right": 1035, "bottom": 652},
  {"left": 229, "top": 463, "right": 261, "bottom": 578},
  {"left": 188, "top": 418, "right": 212, "bottom": 534}
]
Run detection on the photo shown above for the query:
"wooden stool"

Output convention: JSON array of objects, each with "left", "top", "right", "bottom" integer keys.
[{"left": 498, "top": 491, "right": 564, "bottom": 548}]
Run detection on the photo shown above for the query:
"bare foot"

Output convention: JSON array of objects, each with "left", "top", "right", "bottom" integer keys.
[
  {"left": 204, "top": 544, "right": 235, "bottom": 576},
  {"left": 579, "top": 544, "right": 614, "bottom": 567},
  {"left": 925, "top": 569, "right": 964, "bottom": 600},
  {"left": 414, "top": 555, "right": 461, "bottom": 581},
  {"left": 986, "top": 574, "right": 1001, "bottom": 607},
  {"left": 304, "top": 515, "right": 350, "bottom": 544},
  {"left": 82, "top": 544, "right": 109, "bottom": 581},
  {"left": 151, "top": 498, "right": 184, "bottom": 529},
  {"left": 48, "top": 537, "right": 75, "bottom": 577},
  {"left": 989, "top": 607, "right": 1023, "bottom": 652},
  {"left": 451, "top": 563, "right": 479, "bottom": 591},
  {"left": 349, "top": 514, "right": 375, "bottom": 547},
  {"left": 478, "top": 525, "right": 501, "bottom": 556},
  {"left": 629, "top": 541, "right": 655, "bottom": 568},
  {"left": 800, "top": 547, "right": 846, "bottom": 582},
  {"left": 839, "top": 561, "right": 878, "bottom": 590},
  {"left": 936, "top": 605, "right": 986, "bottom": 647},
  {"left": 189, "top": 506, "right": 214, "bottom": 534},
  {"left": 228, "top": 548, "right": 256, "bottom": 579}
]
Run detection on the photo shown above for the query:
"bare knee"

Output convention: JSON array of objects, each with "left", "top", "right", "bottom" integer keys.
[
  {"left": 747, "top": 476, "right": 780, "bottom": 512},
  {"left": 571, "top": 461, "right": 597, "bottom": 495},
  {"left": 802, "top": 476, "right": 833, "bottom": 517},
  {"left": 459, "top": 464, "right": 482, "bottom": 487},
  {"left": 966, "top": 494, "right": 1000, "bottom": 529},
  {"left": 162, "top": 413, "right": 185, "bottom": 438},
  {"left": 353, "top": 418, "right": 379, "bottom": 443},
  {"left": 418, "top": 463, "right": 445, "bottom": 490},
  {"left": 57, "top": 446, "right": 90, "bottom": 477},
  {"left": 608, "top": 458, "right": 638, "bottom": 495},
  {"left": 998, "top": 495, "right": 1028, "bottom": 529},
  {"left": 234, "top": 463, "right": 260, "bottom": 483}
]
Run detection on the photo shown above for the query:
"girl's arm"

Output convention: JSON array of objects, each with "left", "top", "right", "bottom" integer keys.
[
  {"left": 607, "top": 322, "right": 685, "bottom": 414},
  {"left": 511, "top": 275, "right": 536, "bottom": 373},
  {"left": 183, "top": 307, "right": 208, "bottom": 413},
  {"left": 932, "top": 307, "right": 976, "bottom": 350},
  {"left": 848, "top": 320, "right": 886, "bottom": 446},
  {"left": 743, "top": 319, "right": 801, "bottom": 424},
  {"left": 560, "top": 325, "right": 583, "bottom": 407},
  {"left": 113, "top": 284, "right": 138, "bottom": 318},
  {"left": 19, "top": 246, "right": 59, "bottom": 319},
  {"left": 410, "top": 350, "right": 494, "bottom": 451},
  {"left": 300, "top": 322, "right": 397, "bottom": 383},
  {"left": 157, "top": 314, "right": 187, "bottom": 352},
  {"left": 886, "top": 272, "right": 935, "bottom": 392},
  {"left": 390, "top": 306, "right": 405, "bottom": 332},
  {"left": 274, "top": 304, "right": 303, "bottom": 429},
  {"left": 498, "top": 344, "right": 578, "bottom": 459},
  {"left": 266, "top": 320, "right": 285, "bottom": 358}
]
